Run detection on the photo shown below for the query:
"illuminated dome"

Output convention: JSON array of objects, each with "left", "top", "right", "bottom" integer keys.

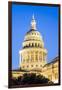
[
  {"left": 19, "top": 14, "right": 47, "bottom": 71},
  {"left": 23, "top": 15, "right": 44, "bottom": 48}
]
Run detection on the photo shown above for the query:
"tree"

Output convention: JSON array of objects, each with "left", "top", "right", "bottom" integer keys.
[{"left": 11, "top": 73, "right": 53, "bottom": 85}]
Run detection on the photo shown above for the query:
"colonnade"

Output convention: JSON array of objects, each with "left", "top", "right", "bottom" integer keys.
[{"left": 20, "top": 50, "right": 46, "bottom": 63}]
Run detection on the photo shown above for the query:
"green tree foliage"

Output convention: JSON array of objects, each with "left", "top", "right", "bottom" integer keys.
[{"left": 11, "top": 73, "right": 53, "bottom": 86}]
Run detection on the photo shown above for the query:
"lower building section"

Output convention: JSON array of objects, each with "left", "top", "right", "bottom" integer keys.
[
  {"left": 42, "top": 57, "right": 59, "bottom": 83},
  {"left": 19, "top": 48, "right": 47, "bottom": 70},
  {"left": 12, "top": 57, "right": 59, "bottom": 83}
]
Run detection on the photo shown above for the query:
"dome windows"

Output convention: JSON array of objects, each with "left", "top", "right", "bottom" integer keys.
[
  {"left": 35, "top": 43, "right": 36, "bottom": 47},
  {"left": 31, "top": 32, "right": 39, "bottom": 35},
  {"left": 32, "top": 43, "right": 34, "bottom": 47},
  {"left": 23, "top": 42, "right": 43, "bottom": 48},
  {"left": 22, "top": 65, "right": 42, "bottom": 68},
  {"left": 24, "top": 30, "right": 42, "bottom": 42},
  {"left": 29, "top": 43, "right": 30, "bottom": 47}
]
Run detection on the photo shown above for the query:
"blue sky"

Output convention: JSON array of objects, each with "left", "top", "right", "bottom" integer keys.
[{"left": 12, "top": 3, "right": 59, "bottom": 69}]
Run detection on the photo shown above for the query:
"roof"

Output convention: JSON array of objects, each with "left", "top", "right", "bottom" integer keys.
[
  {"left": 12, "top": 68, "right": 29, "bottom": 72},
  {"left": 44, "top": 56, "right": 59, "bottom": 67},
  {"left": 26, "top": 29, "right": 39, "bottom": 34}
]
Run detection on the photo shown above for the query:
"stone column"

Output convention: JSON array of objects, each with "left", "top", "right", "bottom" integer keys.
[
  {"left": 42, "top": 51, "right": 43, "bottom": 62},
  {"left": 34, "top": 51, "right": 35, "bottom": 62},
  {"left": 28, "top": 52, "right": 29, "bottom": 63},
  {"left": 25, "top": 52, "right": 26, "bottom": 63},
  {"left": 23, "top": 52, "right": 25, "bottom": 63},
  {"left": 31, "top": 51, "right": 34, "bottom": 62},
  {"left": 38, "top": 51, "right": 39, "bottom": 62},
  {"left": 26, "top": 51, "right": 28, "bottom": 63}
]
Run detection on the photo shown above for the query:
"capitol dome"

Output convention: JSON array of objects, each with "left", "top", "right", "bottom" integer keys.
[
  {"left": 19, "top": 14, "right": 47, "bottom": 71},
  {"left": 22, "top": 15, "right": 44, "bottom": 49}
]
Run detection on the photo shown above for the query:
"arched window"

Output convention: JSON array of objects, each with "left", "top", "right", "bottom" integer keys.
[
  {"left": 29, "top": 43, "right": 30, "bottom": 47},
  {"left": 38, "top": 43, "right": 40, "bottom": 47},
  {"left": 35, "top": 51, "right": 38, "bottom": 61},
  {"left": 35, "top": 43, "right": 37, "bottom": 47},
  {"left": 32, "top": 43, "right": 34, "bottom": 47}
]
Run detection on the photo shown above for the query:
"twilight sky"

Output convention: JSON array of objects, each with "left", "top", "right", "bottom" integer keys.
[{"left": 12, "top": 3, "right": 59, "bottom": 69}]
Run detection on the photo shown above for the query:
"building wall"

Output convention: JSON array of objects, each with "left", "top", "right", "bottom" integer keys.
[
  {"left": 19, "top": 48, "right": 47, "bottom": 70},
  {"left": 12, "top": 57, "right": 59, "bottom": 83},
  {"left": 42, "top": 59, "right": 59, "bottom": 83}
]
